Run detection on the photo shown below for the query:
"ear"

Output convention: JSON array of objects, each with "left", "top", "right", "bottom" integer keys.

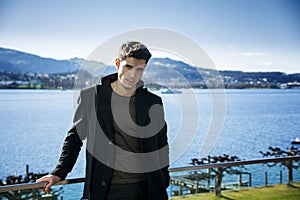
[{"left": 115, "top": 58, "right": 120, "bottom": 70}]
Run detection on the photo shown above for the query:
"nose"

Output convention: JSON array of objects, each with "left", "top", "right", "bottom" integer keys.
[{"left": 128, "top": 68, "right": 136, "bottom": 78}]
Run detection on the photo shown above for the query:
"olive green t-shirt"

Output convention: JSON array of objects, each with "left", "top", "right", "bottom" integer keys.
[{"left": 110, "top": 91, "right": 145, "bottom": 184}]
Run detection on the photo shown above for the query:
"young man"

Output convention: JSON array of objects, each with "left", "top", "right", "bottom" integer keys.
[{"left": 37, "top": 41, "right": 170, "bottom": 200}]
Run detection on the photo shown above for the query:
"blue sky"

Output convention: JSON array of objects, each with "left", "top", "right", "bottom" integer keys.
[{"left": 0, "top": 0, "right": 299, "bottom": 73}]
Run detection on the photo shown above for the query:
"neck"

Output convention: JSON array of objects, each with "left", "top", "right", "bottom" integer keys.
[{"left": 111, "top": 81, "right": 135, "bottom": 97}]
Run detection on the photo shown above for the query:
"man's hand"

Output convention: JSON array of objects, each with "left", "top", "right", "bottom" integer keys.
[{"left": 36, "top": 174, "right": 61, "bottom": 194}]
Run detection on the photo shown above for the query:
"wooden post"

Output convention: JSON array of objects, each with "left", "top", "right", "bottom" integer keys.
[
  {"left": 179, "top": 181, "right": 182, "bottom": 196},
  {"left": 239, "top": 173, "right": 242, "bottom": 187},
  {"left": 207, "top": 168, "right": 211, "bottom": 188},
  {"left": 195, "top": 178, "right": 199, "bottom": 194},
  {"left": 215, "top": 168, "right": 223, "bottom": 197},
  {"left": 25, "top": 164, "right": 29, "bottom": 182},
  {"left": 26, "top": 165, "right": 29, "bottom": 176},
  {"left": 287, "top": 160, "right": 293, "bottom": 187},
  {"left": 249, "top": 173, "right": 252, "bottom": 187},
  {"left": 265, "top": 172, "right": 268, "bottom": 186},
  {"left": 280, "top": 170, "right": 282, "bottom": 184}
]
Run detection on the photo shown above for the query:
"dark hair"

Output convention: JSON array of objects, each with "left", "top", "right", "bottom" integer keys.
[{"left": 118, "top": 41, "right": 152, "bottom": 63}]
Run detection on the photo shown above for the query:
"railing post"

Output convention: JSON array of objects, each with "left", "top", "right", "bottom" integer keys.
[
  {"left": 239, "top": 173, "right": 242, "bottom": 187},
  {"left": 207, "top": 168, "right": 211, "bottom": 188},
  {"left": 215, "top": 168, "right": 223, "bottom": 197},
  {"left": 195, "top": 178, "right": 199, "bottom": 194},
  {"left": 179, "top": 181, "right": 182, "bottom": 196},
  {"left": 249, "top": 173, "right": 252, "bottom": 187},
  {"left": 280, "top": 170, "right": 282, "bottom": 184},
  {"left": 287, "top": 160, "right": 293, "bottom": 187}
]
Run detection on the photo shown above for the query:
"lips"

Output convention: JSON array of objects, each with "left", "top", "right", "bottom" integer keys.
[{"left": 125, "top": 79, "right": 135, "bottom": 85}]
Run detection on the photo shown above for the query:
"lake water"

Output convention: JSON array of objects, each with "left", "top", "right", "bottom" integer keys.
[{"left": 1, "top": 89, "right": 300, "bottom": 198}]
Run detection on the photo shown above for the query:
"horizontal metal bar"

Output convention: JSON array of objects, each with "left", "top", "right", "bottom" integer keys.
[
  {"left": 55, "top": 177, "right": 85, "bottom": 185},
  {"left": 0, "top": 178, "right": 85, "bottom": 193},
  {"left": 0, "top": 182, "right": 47, "bottom": 193},
  {"left": 169, "top": 156, "right": 300, "bottom": 172},
  {"left": 1, "top": 156, "right": 300, "bottom": 193}
]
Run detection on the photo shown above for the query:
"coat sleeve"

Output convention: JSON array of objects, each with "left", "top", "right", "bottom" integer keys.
[
  {"left": 51, "top": 90, "right": 88, "bottom": 180},
  {"left": 157, "top": 98, "right": 170, "bottom": 187}
]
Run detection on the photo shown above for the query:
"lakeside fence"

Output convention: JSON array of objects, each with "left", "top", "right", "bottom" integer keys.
[{"left": 1, "top": 156, "right": 300, "bottom": 199}]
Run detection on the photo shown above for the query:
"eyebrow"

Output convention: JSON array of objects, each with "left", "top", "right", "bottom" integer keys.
[
  {"left": 125, "top": 64, "right": 145, "bottom": 68},
  {"left": 125, "top": 64, "right": 134, "bottom": 68}
]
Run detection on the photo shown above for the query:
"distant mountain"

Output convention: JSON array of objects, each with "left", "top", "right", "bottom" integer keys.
[
  {"left": 70, "top": 57, "right": 112, "bottom": 75},
  {"left": 220, "top": 70, "right": 300, "bottom": 84},
  {"left": 0, "top": 47, "right": 80, "bottom": 74},
  {"left": 146, "top": 57, "right": 300, "bottom": 88},
  {"left": 0, "top": 47, "right": 299, "bottom": 89},
  {"left": 144, "top": 57, "right": 224, "bottom": 87}
]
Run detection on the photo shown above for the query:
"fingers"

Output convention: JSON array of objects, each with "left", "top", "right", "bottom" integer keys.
[
  {"left": 45, "top": 181, "right": 53, "bottom": 194},
  {"left": 36, "top": 175, "right": 52, "bottom": 194},
  {"left": 36, "top": 174, "right": 61, "bottom": 194}
]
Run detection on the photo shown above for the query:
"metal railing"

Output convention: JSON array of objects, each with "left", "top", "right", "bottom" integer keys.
[
  {"left": 169, "top": 155, "right": 300, "bottom": 172},
  {"left": 1, "top": 156, "right": 300, "bottom": 194},
  {"left": 0, "top": 178, "right": 85, "bottom": 193}
]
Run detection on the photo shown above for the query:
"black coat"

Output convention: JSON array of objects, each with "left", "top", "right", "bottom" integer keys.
[{"left": 51, "top": 73, "right": 170, "bottom": 200}]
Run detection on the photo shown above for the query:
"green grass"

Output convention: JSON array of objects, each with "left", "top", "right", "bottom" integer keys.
[{"left": 170, "top": 183, "right": 300, "bottom": 200}]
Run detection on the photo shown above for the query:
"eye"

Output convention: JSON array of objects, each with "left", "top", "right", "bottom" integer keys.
[
  {"left": 136, "top": 68, "right": 144, "bottom": 72},
  {"left": 125, "top": 64, "right": 133, "bottom": 70}
]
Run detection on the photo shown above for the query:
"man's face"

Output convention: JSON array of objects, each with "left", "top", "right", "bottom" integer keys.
[{"left": 116, "top": 57, "right": 146, "bottom": 90}]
